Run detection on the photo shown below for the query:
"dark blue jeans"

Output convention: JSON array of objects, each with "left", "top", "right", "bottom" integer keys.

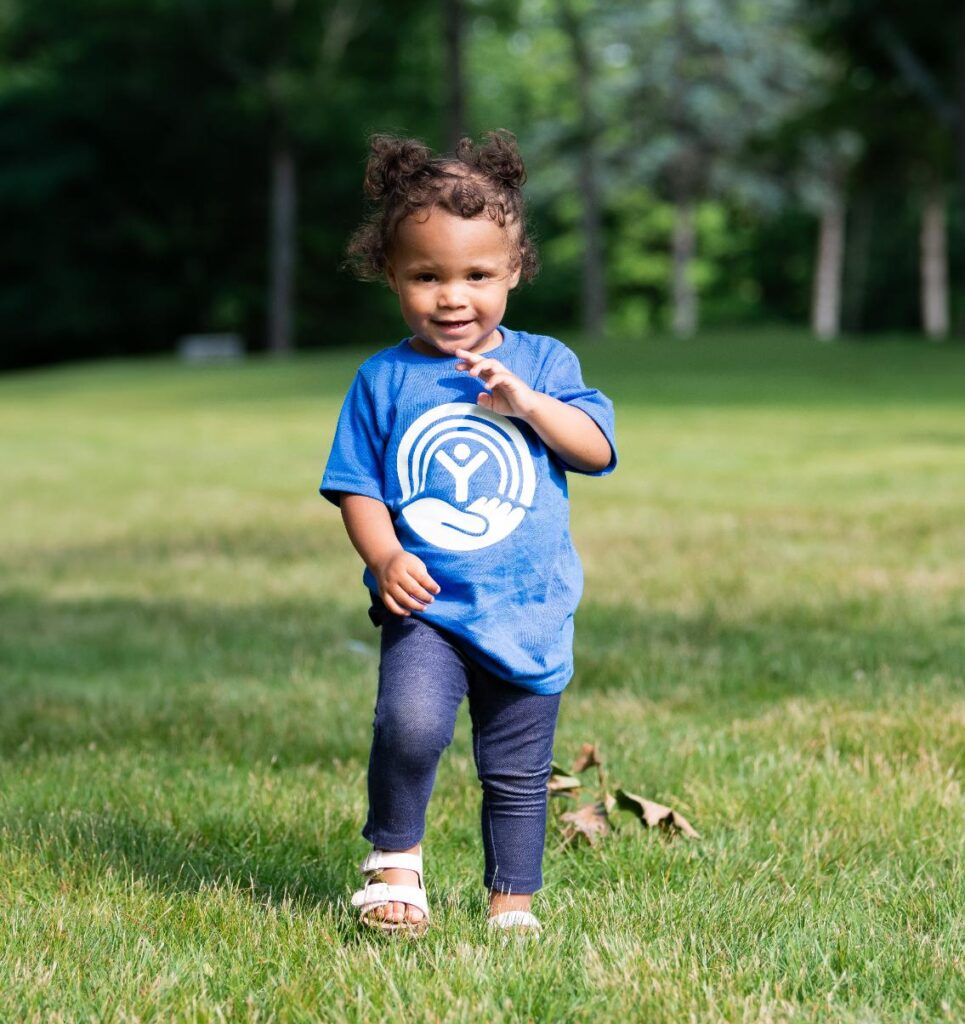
[{"left": 362, "top": 599, "right": 562, "bottom": 894}]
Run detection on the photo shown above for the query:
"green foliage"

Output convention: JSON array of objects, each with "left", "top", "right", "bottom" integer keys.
[
  {"left": 3, "top": 0, "right": 965, "bottom": 368},
  {"left": 0, "top": 0, "right": 442, "bottom": 368},
  {"left": 603, "top": 190, "right": 766, "bottom": 334},
  {"left": 608, "top": 0, "right": 826, "bottom": 194}
]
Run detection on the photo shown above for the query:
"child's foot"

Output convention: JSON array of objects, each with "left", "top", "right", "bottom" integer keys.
[
  {"left": 488, "top": 891, "right": 541, "bottom": 936},
  {"left": 369, "top": 845, "right": 426, "bottom": 926}
]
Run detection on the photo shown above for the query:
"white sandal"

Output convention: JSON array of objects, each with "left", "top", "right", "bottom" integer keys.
[
  {"left": 350, "top": 848, "right": 430, "bottom": 935},
  {"left": 488, "top": 909, "right": 542, "bottom": 937}
]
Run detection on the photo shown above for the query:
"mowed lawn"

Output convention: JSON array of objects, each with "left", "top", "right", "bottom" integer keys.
[{"left": 1, "top": 330, "right": 962, "bottom": 1023}]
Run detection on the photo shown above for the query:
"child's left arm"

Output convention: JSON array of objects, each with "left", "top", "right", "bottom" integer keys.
[{"left": 455, "top": 348, "right": 612, "bottom": 473}]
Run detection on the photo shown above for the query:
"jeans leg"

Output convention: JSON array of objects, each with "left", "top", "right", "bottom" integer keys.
[
  {"left": 362, "top": 614, "right": 470, "bottom": 851},
  {"left": 468, "top": 671, "right": 562, "bottom": 894}
]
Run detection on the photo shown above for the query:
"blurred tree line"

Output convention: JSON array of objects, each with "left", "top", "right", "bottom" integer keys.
[{"left": 1, "top": 0, "right": 963, "bottom": 369}]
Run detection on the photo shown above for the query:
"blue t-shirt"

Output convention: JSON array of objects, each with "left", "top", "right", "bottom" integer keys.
[{"left": 320, "top": 326, "right": 617, "bottom": 695}]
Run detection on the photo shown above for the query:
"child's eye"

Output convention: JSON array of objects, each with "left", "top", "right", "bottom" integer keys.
[
  {"left": 468, "top": 272, "right": 488, "bottom": 282},
  {"left": 415, "top": 273, "right": 436, "bottom": 283}
]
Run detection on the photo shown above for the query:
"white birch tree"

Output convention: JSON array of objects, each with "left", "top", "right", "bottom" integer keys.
[
  {"left": 797, "top": 132, "right": 862, "bottom": 341},
  {"left": 920, "top": 184, "right": 949, "bottom": 339}
]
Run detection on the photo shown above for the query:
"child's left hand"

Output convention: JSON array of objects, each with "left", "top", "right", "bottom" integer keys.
[{"left": 455, "top": 348, "right": 537, "bottom": 419}]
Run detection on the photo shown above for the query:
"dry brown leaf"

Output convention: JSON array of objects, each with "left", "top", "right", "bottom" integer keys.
[
  {"left": 615, "top": 789, "right": 700, "bottom": 839},
  {"left": 560, "top": 801, "right": 611, "bottom": 846},
  {"left": 571, "top": 742, "right": 603, "bottom": 774},
  {"left": 548, "top": 760, "right": 582, "bottom": 794}
]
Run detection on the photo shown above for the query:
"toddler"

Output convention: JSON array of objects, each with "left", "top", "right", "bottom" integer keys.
[{"left": 320, "top": 130, "right": 617, "bottom": 936}]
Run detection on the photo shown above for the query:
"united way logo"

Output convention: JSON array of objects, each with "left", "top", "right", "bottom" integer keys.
[{"left": 397, "top": 402, "right": 536, "bottom": 551}]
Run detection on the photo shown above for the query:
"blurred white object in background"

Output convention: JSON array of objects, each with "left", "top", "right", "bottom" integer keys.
[{"left": 177, "top": 334, "right": 245, "bottom": 363}]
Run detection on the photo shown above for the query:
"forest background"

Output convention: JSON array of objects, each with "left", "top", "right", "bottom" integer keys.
[{"left": 2, "top": 0, "right": 964, "bottom": 370}]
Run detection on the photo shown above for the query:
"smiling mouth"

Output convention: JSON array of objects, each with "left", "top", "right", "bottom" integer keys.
[{"left": 433, "top": 319, "right": 473, "bottom": 328}]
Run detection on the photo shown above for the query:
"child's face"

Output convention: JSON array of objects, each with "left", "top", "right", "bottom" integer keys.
[{"left": 386, "top": 207, "right": 521, "bottom": 358}]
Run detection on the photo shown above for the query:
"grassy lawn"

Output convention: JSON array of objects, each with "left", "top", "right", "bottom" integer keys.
[{"left": 1, "top": 329, "right": 962, "bottom": 1022}]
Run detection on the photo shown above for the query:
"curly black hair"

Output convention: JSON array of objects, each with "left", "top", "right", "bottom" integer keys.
[{"left": 345, "top": 129, "right": 539, "bottom": 284}]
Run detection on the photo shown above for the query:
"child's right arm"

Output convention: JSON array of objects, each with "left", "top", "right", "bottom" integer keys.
[{"left": 340, "top": 494, "right": 441, "bottom": 617}]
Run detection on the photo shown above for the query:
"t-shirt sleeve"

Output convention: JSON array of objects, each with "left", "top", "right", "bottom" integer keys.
[
  {"left": 319, "top": 370, "right": 387, "bottom": 506},
  {"left": 538, "top": 344, "right": 617, "bottom": 476}
]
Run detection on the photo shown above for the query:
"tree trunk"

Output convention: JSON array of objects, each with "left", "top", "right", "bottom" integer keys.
[
  {"left": 266, "top": 0, "right": 296, "bottom": 355},
  {"left": 558, "top": 0, "right": 605, "bottom": 336},
  {"left": 957, "top": 8, "right": 965, "bottom": 197},
  {"left": 667, "top": 0, "right": 701, "bottom": 339},
  {"left": 842, "top": 192, "right": 872, "bottom": 333},
  {"left": 956, "top": 8, "right": 965, "bottom": 334},
  {"left": 812, "top": 196, "right": 845, "bottom": 341},
  {"left": 920, "top": 186, "right": 949, "bottom": 340},
  {"left": 445, "top": 0, "right": 466, "bottom": 151},
  {"left": 267, "top": 135, "right": 296, "bottom": 355},
  {"left": 577, "top": 145, "right": 606, "bottom": 337},
  {"left": 671, "top": 200, "right": 697, "bottom": 338}
]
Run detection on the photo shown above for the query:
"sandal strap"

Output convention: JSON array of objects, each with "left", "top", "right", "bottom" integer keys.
[
  {"left": 360, "top": 849, "right": 423, "bottom": 879},
  {"left": 488, "top": 910, "right": 541, "bottom": 931},
  {"left": 351, "top": 882, "right": 430, "bottom": 918}
]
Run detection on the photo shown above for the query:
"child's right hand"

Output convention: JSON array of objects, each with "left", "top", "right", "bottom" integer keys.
[{"left": 373, "top": 550, "right": 441, "bottom": 617}]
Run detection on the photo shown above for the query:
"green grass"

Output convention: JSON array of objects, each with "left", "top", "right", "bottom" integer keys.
[{"left": 1, "top": 328, "right": 962, "bottom": 1022}]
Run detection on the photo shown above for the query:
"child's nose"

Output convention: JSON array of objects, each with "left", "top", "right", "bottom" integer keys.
[{"left": 437, "top": 283, "right": 467, "bottom": 308}]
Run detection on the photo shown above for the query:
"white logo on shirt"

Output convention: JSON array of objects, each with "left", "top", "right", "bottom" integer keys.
[{"left": 396, "top": 402, "right": 535, "bottom": 551}]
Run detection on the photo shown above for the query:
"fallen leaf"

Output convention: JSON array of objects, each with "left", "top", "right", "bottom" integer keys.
[
  {"left": 614, "top": 789, "right": 700, "bottom": 839},
  {"left": 548, "top": 760, "right": 583, "bottom": 794},
  {"left": 560, "top": 801, "right": 610, "bottom": 846},
  {"left": 572, "top": 742, "right": 603, "bottom": 774}
]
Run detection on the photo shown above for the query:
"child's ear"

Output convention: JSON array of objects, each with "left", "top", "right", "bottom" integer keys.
[
  {"left": 509, "top": 264, "right": 522, "bottom": 289},
  {"left": 385, "top": 263, "right": 400, "bottom": 294}
]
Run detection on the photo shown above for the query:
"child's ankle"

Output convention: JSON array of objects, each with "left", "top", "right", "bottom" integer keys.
[
  {"left": 377, "top": 843, "right": 421, "bottom": 855},
  {"left": 488, "top": 891, "right": 533, "bottom": 916}
]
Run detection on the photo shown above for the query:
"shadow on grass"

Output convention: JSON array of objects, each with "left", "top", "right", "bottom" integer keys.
[
  {"left": 2, "top": 588, "right": 961, "bottom": 766},
  {"left": 1, "top": 521, "right": 346, "bottom": 572},
  {"left": 0, "top": 587, "right": 380, "bottom": 764},
  {"left": 575, "top": 598, "right": 962, "bottom": 707},
  {"left": 12, "top": 805, "right": 360, "bottom": 912}
]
